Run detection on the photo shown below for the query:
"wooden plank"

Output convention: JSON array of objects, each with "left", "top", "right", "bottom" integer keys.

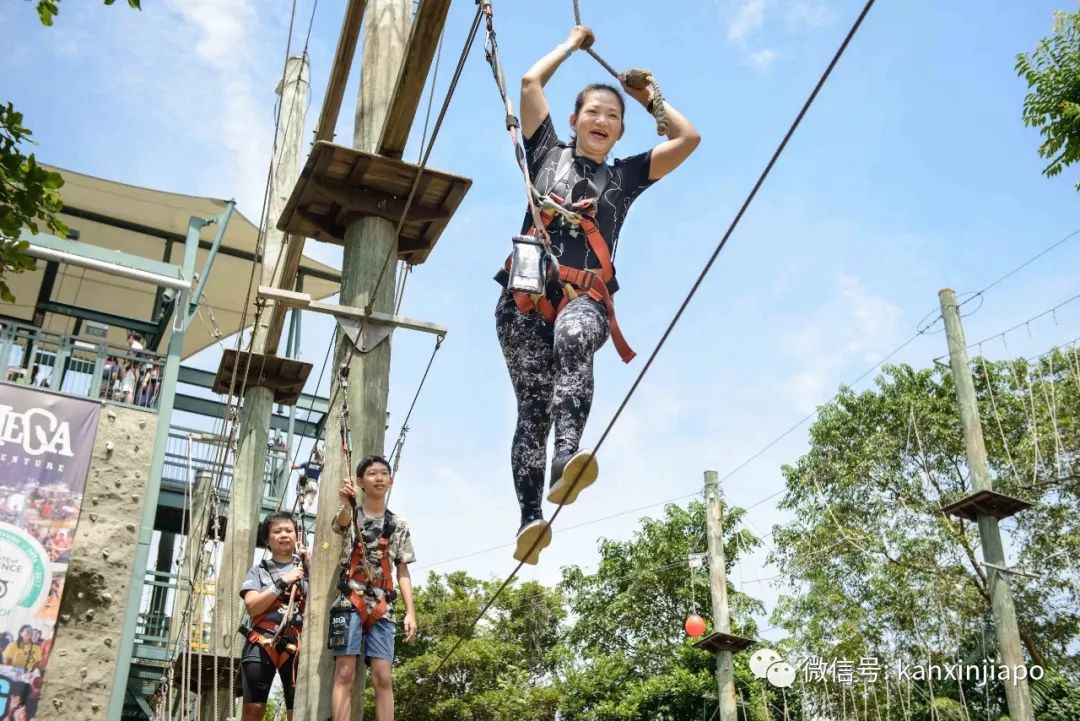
[
  {"left": 417, "top": 178, "right": 468, "bottom": 256},
  {"left": 314, "top": 0, "right": 367, "bottom": 143},
  {"left": 312, "top": 179, "right": 451, "bottom": 223},
  {"left": 378, "top": 0, "right": 453, "bottom": 159}
]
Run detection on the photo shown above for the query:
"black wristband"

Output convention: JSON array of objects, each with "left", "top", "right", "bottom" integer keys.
[
  {"left": 647, "top": 97, "right": 659, "bottom": 113},
  {"left": 275, "top": 578, "right": 288, "bottom": 592}
]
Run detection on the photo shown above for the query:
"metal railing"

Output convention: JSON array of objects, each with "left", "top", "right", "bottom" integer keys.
[
  {"left": 0, "top": 321, "right": 165, "bottom": 412},
  {"left": 133, "top": 569, "right": 216, "bottom": 664},
  {"left": 161, "top": 426, "right": 291, "bottom": 508}
]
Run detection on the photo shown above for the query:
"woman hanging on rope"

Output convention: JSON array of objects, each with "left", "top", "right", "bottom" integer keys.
[
  {"left": 496, "top": 24, "right": 700, "bottom": 564},
  {"left": 238, "top": 511, "right": 308, "bottom": 721}
]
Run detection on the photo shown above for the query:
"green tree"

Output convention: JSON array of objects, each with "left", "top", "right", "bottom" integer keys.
[
  {"left": 1017, "top": 10, "right": 1080, "bottom": 189},
  {"left": 1, "top": 0, "right": 142, "bottom": 302},
  {"left": 769, "top": 354, "right": 1079, "bottom": 720},
  {"left": 383, "top": 571, "right": 563, "bottom": 721},
  {"left": 558, "top": 501, "right": 785, "bottom": 721}
]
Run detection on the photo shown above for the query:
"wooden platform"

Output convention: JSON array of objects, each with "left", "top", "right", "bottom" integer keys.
[
  {"left": 940, "top": 489, "right": 1033, "bottom": 523},
  {"left": 211, "top": 349, "right": 312, "bottom": 405},
  {"left": 276, "top": 141, "right": 471, "bottom": 265},
  {"left": 693, "top": 631, "right": 755, "bottom": 655}
]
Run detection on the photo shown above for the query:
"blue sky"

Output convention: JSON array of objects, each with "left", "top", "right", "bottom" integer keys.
[{"left": 4, "top": 0, "right": 1080, "bottom": 637}]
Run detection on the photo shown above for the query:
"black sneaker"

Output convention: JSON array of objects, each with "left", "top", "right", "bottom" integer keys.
[
  {"left": 513, "top": 518, "right": 552, "bottom": 565},
  {"left": 547, "top": 449, "right": 599, "bottom": 506}
]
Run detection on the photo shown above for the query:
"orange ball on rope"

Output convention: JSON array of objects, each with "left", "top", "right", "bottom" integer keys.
[{"left": 684, "top": 614, "right": 707, "bottom": 637}]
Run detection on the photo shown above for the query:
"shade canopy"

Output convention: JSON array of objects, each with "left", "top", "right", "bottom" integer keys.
[{"left": 4, "top": 166, "right": 341, "bottom": 359}]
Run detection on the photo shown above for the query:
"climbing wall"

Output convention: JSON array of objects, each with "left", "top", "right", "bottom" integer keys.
[{"left": 36, "top": 404, "right": 157, "bottom": 720}]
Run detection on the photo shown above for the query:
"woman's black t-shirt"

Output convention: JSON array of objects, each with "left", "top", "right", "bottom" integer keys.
[{"left": 495, "top": 115, "right": 656, "bottom": 293}]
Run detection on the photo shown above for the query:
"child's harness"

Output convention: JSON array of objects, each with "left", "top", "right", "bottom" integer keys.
[
  {"left": 337, "top": 510, "right": 398, "bottom": 630},
  {"left": 242, "top": 557, "right": 305, "bottom": 669}
]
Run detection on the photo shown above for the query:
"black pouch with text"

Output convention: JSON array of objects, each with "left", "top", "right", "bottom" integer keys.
[{"left": 327, "top": 603, "right": 351, "bottom": 649}]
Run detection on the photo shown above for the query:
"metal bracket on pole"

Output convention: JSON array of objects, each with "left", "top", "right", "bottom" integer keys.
[
  {"left": 337, "top": 317, "right": 395, "bottom": 353},
  {"left": 983, "top": 561, "right": 1041, "bottom": 580}
]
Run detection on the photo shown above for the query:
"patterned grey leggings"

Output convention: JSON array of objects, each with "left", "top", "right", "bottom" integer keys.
[{"left": 495, "top": 291, "right": 610, "bottom": 525}]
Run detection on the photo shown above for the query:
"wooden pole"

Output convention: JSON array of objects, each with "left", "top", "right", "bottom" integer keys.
[
  {"left": 938, "top": 288, "right": 1035, "bottom": 721},
  {"left": 293, "top": 2, "right": 412, "bottom": 719},
  {"left": 211, "top": 55, "right": 310, "bottom": 707},
  {"left": 704, "top": 470, "right": 739, "bottom": 721}
]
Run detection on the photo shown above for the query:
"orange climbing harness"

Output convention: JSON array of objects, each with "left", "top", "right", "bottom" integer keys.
[
  {"left": 339, "top": 510, "right": 398, "bottom": 630},
  {"left": 244, "top": 560, "right": 306, "bottom": 669}
]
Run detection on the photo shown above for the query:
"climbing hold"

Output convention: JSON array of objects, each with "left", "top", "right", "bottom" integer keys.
[
  {"left": 138, "top": 417, "right": 146, "bottom": 429},
  {"left": 89, "top": 513, "right": 98, "bottom": 522},
  {"left": 684, "top": 614, "right": 706, "bottom": 637},
  {"left": 103, "top": 637, "right": 113, "bottom": 647},
  {"left": 106, "top": 409, "right": 116, "bottom": 421},
  {"left": 125, "top": 523, "right": 136, "bottom": 533},
  {"left": 105, "top": 440, "right": 115, "bottom": 453},
  {"left": 80, "top": 667, "right": 88, "bottom": 678},
  {"left": 101, "top": 592, "right": 112, "bottom": 603}
]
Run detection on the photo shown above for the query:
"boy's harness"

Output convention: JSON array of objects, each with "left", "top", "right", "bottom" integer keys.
[
  {"left": 338, "top": 510, "right": 398, "bottom": 630},
  {"left": 505, "top": 146, "right": 636, "bottom": 363}
]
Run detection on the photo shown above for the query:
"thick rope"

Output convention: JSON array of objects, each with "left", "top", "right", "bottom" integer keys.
[{"left": 571, "top": 0, "right": 668, "bottom": 134}]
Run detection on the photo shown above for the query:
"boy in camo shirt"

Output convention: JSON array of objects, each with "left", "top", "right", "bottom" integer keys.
[{"left": 330, "top": 455, "right": 416, "bottom": 721}]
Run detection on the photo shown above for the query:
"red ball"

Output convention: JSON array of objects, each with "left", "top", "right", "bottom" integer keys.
[{"left": 684, "top": 614, "right": 707, "bottom": 637}]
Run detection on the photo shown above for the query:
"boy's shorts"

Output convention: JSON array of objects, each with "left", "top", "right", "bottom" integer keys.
[{"left": 332, "top": 610, "right": 395, "bottom": 661}]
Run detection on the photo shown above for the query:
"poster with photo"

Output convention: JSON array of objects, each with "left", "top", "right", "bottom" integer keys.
[{"left": 0, "top": 385, "right": 100, "bottom": 719}]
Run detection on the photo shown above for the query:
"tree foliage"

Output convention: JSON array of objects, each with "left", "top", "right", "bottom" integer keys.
[
  {"left": 1017, "top": 10, "right": 1080, "bottom": 189},
  {"left": 769, "top": 353, "right": 1080, "bottom": 719},
  {"left": 558, "top": 501, "right": 792, "bottom": 721},
  {"left": 32, "top": 0, "right": 141, "bottom": 27},
  {"left": 381, "top": 571, "right": 564, "bottom": 721}
]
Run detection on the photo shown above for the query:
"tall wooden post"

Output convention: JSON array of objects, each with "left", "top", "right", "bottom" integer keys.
[
  {"left": 938, "top": 288, "right": 1035, "bottom": 721},
  {"left": 292, "top": 2, "right": 412, "bottom": 719},
  {"left": 211, "top": 54, "right": 310, "bottom": 696},
  {"left": 704, "top": 470, "right": 739, "bottom": 721}
]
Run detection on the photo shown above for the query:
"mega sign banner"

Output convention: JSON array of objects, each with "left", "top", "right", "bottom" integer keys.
[{"left": 0, "top": 384, "right": 99, "bottom": 719}]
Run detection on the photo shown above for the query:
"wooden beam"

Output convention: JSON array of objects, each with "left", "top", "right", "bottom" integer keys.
[
  {"left": 378, "top": 0, "right": 453, "bottom": 159},
  {"left": 314, "top": 0, "right": 367, "bottom": 143},
  {"left": 257, "top": 286, "right": 447, "bottom": 337}
]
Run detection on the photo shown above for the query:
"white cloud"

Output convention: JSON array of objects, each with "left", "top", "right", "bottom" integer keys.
[
  {"left": 728, "top": 0, "right": 769, "bottom": 40},
  {"left": 839, "top": 274, "right": 904, "bottom": 362},
  {"left": 782, "top": 274, "right": 904, "bottom": 414},
  {"left": 783, "top": 0, "right": 830, "bottom": 29},
  {"left": 749, "top": 47, "right": 778, "bottom": 70},
  {"left": 162, "top": 0, "right": 272, "bottom": 215},
  {"left": 723, "top": 0, "right": 832, "bottom": 71}
]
